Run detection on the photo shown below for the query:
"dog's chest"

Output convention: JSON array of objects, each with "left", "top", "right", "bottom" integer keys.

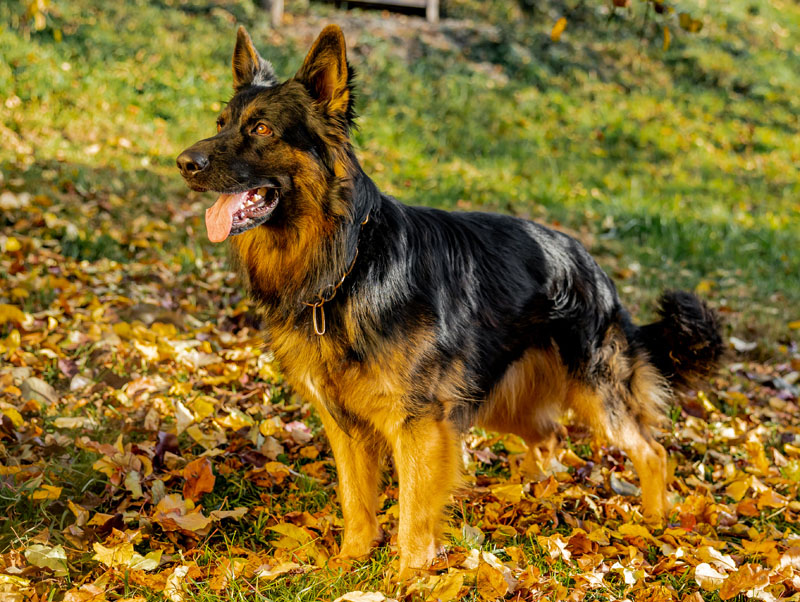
[{"left": 264, "top": 322, "right": 466, "bottom": 436}]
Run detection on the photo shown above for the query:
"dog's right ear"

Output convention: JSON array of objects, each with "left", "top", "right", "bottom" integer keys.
[{"left": 232, "top": 26, "right": 276, "bottom": 90}]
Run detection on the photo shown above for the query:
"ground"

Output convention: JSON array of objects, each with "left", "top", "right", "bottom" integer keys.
[{"left": 1, "top": 0, "right": 799, "bottom": 600}]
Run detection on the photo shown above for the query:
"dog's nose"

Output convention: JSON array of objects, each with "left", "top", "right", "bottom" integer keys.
[{"left": 177, "top": 150, "right": 209, "bottom": 177}]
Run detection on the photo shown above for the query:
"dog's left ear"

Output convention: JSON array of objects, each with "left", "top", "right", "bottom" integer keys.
[{"left": 294, "top": 25, "right": 352, "bottom": 119}]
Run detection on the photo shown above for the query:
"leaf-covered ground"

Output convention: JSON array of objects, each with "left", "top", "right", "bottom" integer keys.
[{"left": 2, "top": 0, "right": 800, "bottom": 600}]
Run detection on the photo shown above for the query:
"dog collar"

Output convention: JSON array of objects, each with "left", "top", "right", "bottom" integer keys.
[{"left": 302, "top": 213, "right": 369, "bottom": 336}]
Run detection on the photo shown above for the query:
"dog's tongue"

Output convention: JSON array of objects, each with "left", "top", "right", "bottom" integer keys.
[{"left": 205, "top": 192, "right": 247, "bottom": 243}]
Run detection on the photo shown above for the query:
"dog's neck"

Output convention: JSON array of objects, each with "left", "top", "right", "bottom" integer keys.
[{"left": 230, "top": 150, "right": 381, "bottom": 326}]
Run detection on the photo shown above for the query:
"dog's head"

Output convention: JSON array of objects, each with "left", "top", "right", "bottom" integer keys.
[{"left": 177, "top": 25, "right": 356, "bottom": 243}]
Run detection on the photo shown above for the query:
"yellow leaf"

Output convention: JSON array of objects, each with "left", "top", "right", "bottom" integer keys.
[
  {"left": 259, "top": 416, "right": 285, "bottom": 437},
  {"left": 490, "top": 483, "right": 524, "bottom": 504},
  {"left": 255, "top": 561, "right": 301, "bottom": 581},
  {"left": 215, "top": 408, "right": 254, "bottom": 430},
  {"left": 113, "top": 321, "right": 132, "bottom": 339},
  {"left": 0, "top": 404, "right": 24, "bottom": 427},
  {"left": 5, "top": 236, "right": 21, "bottom": 252},
  {"left": 725, "top": 477, "right": 750, "bottom": 502},
  {"left": 663, "top": 26, "right": 671, "bottom": 51},
  {"left": 0, "top": 304, "right": 26, "bottom": 326},
  {"left": 210, "top": 507, "right": 248, "bottom": 521},
  {"left": 32, "top": 484, "right": 62, "bottom": 501},
  {"left": 164, "top": 565, "right": 190, "bottom": 602},
  {"left": 502, "top": 435, "right": 528, "bottom": 454},
  {"left": 551, "top": 17, "right": 567, "bottom": 42},
  {"left": 430, "top": 572, "right": 464, "bottom": 600},
  {"left": 0, "top": 573, "right": 30, "bottom": 587},
  {"left": 756, "top": 488, "right": 787, "bottom": 509},
  {"left": 269, "top": 522, "right": 312, "bottom": 545},
  {"left": 788, "top": 320, "right": 800, "bottom": 330},
  {"left": 128, "top": 550, "right": 162, "bottom": 572},
  {"left": 695, "top": 280, "right": 714, "bottom": 295},
  {"left": 618, "top": 523, "right": 658, "bottom": 544},
  {"left": 133, "top": 340, "right": 159, "bottom": 362},
  {"left": 93, "top": 541, "right": 135, "bottom": 568},
  {"left": 718, "top": 564, "right": 770, "bottom": 600},
  {"left": 745, "top": 436, "right": 770, "bottom": 475},
  {"left": 189, "top": 396, "right": 216, "bottom": 421},
  {"left": 173, "top": 511, "right": 213, "bottom": 533},
  {"left": 476, "top": 557, "right": 510, "bottom": 600},
  {"left": 537, "top": 533, "right": 571, "bottom": 560}
]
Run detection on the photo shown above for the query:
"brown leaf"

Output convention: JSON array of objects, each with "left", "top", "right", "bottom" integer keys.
[
  {"left": 182, "top": 457, "right": 215, "bottom": 502},
  {"left": 718, "top": 564, "right": 769, "bottom": 600}
]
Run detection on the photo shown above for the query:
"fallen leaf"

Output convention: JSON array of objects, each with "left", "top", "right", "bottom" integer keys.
[
  {"left": 490, "top": 483, "right": 524, "bottom": 504},
  {"left": 718, "top": 564, "right": 770, "bottom": 600},
  {"left": 32, "top": 484, "right": 62, "bottom": 501},
  {"left": 477, "top": 559, "right": 510, "bottom": 599},
  {"left": 164, "top": 565, "right": 190, "bottom": 602},
  {"left": 24, "top": 544, "right": 69, "bottom": 576},
  {"left": 182, "top": 457, "right": 215, "bottom": 502},
  {"left": 695, "top": 562, "right": 728, "bottom": 591},
  {"left": 551, "top": 17, "right": 567, "bottom": 42}
]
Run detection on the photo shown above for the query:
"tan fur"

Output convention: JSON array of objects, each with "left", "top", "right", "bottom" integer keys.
[{"left": 266, "top": 321, "right": 468, "bottom": 576}]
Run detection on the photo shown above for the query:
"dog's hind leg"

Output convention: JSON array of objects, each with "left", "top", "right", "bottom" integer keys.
[
  {"left": 317, "top": 408, "right": 384, "bottom": 562},
  {"left": 568, "top": 328, "right": 671, "bottom": 526},
  {"left": 520, "top": 429, "right": 562, "bottom": 481},
  {"left": 620, "top": 429, "right": 668, "bottom": 524},
  {"left": 569, "top": 381, "right": 669, "bottom": 525},
  {"left": 389, "top": 415, "right": 460, "bottom": 578}
]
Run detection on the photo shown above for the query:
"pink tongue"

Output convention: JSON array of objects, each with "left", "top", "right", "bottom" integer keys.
[{"left": 205, "top": 192, "right": 247, "bottom": 243}]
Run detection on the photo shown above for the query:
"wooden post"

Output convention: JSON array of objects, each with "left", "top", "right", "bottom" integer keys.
[
  {"left": 262, "top": 0, "right": 283, "bottom": 27},
  {"left": 426, "top": 0, "right": 439, "bottom": 23}
]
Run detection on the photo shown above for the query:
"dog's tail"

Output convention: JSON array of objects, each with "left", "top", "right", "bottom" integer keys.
[{"left": 637, "top": 290, "right": 724, "bottom": 390}]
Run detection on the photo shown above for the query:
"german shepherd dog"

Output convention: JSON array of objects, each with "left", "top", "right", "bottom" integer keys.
[{"left": 177, "top": 25, "right": 723, "bottom": 577}]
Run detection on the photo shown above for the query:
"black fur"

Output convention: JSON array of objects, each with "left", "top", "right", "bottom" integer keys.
[{"left": 637, "top": 291, "right": 724, "bottom": 389}]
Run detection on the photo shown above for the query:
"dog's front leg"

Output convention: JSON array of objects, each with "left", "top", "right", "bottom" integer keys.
[
  {"left": 317, "top": 407, "right": 383, "bottom": 562},
  {"left": 390, "top": 416, "right": 460, "bottom": 579}
]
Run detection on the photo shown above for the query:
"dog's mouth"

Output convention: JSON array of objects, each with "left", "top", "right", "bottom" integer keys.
[{"left": 205, "top": 186, "right": 280, "bottom": 243}]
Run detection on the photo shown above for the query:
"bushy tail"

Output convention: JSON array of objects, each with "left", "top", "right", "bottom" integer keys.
[{"left": 638, "top": 290, "right": 724, "bottom": 390}]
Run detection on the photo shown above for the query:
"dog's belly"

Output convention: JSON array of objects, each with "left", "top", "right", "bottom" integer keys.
[{"left": 476, "top": 346, "right": 568, "bottom": 440}]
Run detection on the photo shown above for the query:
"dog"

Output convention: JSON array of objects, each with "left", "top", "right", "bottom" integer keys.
[{"left": 177, "top": 25, "right": 723, "bottom": 577}]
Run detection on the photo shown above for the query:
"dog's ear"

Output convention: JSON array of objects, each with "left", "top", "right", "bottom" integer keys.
[
  {"left": 294, "top": 25, "right": 352, "bottom": 119},
  {"left": 232, "top": 26, "right": 276, "bottom": 90}
]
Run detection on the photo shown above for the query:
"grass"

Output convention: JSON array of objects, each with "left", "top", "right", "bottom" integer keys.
[{"left": 2, "top": 0, "right": 799, "bottom": 600}]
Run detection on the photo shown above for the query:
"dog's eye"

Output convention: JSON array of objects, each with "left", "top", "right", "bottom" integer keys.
[
  {"left": 216, "top": 121, "right": 223, "bottom": 133},
  {"left": 253, "top": 123, "right": 273, "bottom": 137}
]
